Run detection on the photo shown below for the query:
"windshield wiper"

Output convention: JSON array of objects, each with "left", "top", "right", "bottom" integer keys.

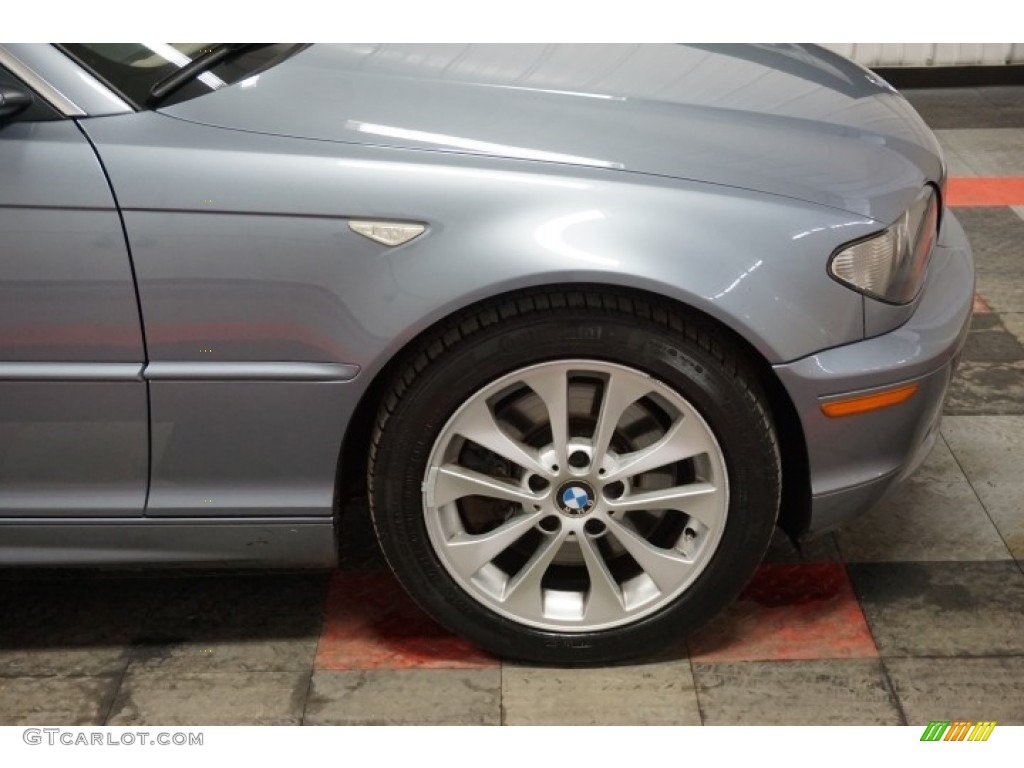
[{"left": 148, "top": 43, "right": 273, "bottom": 106}]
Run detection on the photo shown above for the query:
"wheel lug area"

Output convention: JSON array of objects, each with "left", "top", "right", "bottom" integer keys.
[
  {"left": 583, "top": 518, "right": 606, "bottom": 537},
  {"left": 527, "top": 474, "right": 550, "bottom": 493},
  {"left": 603, "top": 480, "right": 625, "bottom": 501},
  {"left": 567, "top": 450, "right": 590, "bottom": 469},
  {"left": 538, "top": 515, "right": 561, "bottom": 533}
]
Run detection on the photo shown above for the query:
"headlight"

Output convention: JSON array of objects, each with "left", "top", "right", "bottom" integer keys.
[{"left": 829, "top": 187, "right": 939, "bottom": 304}]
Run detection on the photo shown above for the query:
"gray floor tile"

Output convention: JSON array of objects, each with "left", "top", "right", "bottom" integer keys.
[
  {"left": 1013, "top": 206, "right": 1024, "bottom": 223},
  {"left": 693, "top": 660, "right": 902, "bottom": 725},
  {"left": 304, "top": 669, "right": 500, "bottom": 725},
  {"left": 975, "top": 274, "right": 1024, "bottom": 315},
  {"left": 0, "top": 647, "right": 131, "bottom": 677},
  {"left": 906, "top": 88, "right": 986, "bottom": 111},
  {"left": 922, "top": 109, "right": 1009, "bottom": 132},
  {"left": 848, "top": 561, "right": 1024, "bottom": 656},
  {"left": 952, "top": 208, "right": 1024, "bottom": 277},
  {"left": 932, "top": 128, "right": 962, "bottom": 156},
  {"left": 997, "top": 108, "right": 1024, "bottom": 128},
  {"left": 908, "top": 91, "right": 1004, "bottom": 131},
  {"left": 972, "top": 319, "right": 1023, "bottom": 361},
  {"left": 836, "top": 439, "right": 1009, "bottom": 562},
  {"left": 961, "top": 314, "right": 1024, "bottom": 363},
  {"left": 909, "top": 85, "right": 1023, "bottom": 130},
  {"left": 977, "top": 86, "right": 1024, "bottom": 110},
  {"left": 1002, "top": 312, "right": 1024, "bottom": 347},
  {"left": 946, "top": 360, "right": 1024, "bottom": 415},
  {"left": 886, "top": 657, "right": 1024, "bottom": 726},
  {"left": 975, "top": 273, "right": 1024, "bottom": 314},
  {"left": 128, "top": 636, "right": 320, "bottom": 673},
  {"left": 106, "top": 669, "right": 308, "bottom": 725},
  {"left": 957, "top": 142, "right": 1024, "bottom": 176},
  {"left": 0, "top": 675, "right": 119, "bottom": 726},
  {"left": 502, "top": 658, "right": 700, "bottom": 725},
  {"left": 935, "top": 128, "right": 1024, "bottom": 175},
  {"left": 941, "top": 147, "right": 976, "bottom": 177},
  {"left": 942, "top": 415, "right": 1024, "bottom": 558}
]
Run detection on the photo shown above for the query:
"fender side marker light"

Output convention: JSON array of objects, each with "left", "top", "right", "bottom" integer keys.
[{"left": 821, "top": 383, "right": 920, "bottom": 418}]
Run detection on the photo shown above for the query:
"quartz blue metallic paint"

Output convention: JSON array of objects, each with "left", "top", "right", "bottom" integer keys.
[{"left": 0, "top": 43, "right": 973, "bottom": 566}]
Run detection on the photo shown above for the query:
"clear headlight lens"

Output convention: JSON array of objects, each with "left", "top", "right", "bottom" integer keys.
[{"left": 829, "top": 187, "right": 939, "bottom": 304}]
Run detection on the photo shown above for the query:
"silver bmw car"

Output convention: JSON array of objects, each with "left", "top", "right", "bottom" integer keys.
[{"left": 0, "top": 43, "right": 973, "bottom": 663}]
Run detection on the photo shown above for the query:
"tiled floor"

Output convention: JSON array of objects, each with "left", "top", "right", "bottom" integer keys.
[{"left": 3, "top": 86, "right": 1024, "bottom": 726}]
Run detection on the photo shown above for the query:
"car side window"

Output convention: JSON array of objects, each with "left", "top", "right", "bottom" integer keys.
[{"left": 0, "top": 65, "right": 62, "bottom": 122}]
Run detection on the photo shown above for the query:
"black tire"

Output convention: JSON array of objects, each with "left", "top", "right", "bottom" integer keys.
[{"left": 369, "top": 288, "right": 780, "bottom": 664}]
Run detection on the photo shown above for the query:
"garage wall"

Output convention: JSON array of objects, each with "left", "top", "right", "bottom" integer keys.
[{"left": 822, "top": 44, "right": 1024, "bottom": 67}]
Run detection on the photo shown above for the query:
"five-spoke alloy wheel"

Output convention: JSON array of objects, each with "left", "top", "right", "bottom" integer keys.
[{"left": 370, "top": 291, "right": 780, "bottom": 663}]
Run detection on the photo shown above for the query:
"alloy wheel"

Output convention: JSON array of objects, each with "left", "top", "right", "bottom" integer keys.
[{"left": 422, "top": 360, "right": 729, "bottom": 631}]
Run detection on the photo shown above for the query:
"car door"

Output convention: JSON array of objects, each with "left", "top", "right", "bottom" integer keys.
[{"left": 0, "top": 63, "right": 148, "bottom": 516}]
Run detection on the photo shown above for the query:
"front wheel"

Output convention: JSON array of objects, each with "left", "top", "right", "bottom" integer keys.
[{"left": 369, "top": 291, "right": 780, "bottom": 663}]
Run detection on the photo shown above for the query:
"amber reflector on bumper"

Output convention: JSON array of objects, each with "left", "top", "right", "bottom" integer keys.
[{"left": 821, "top": 383, "right": 920, "bottom": 418}]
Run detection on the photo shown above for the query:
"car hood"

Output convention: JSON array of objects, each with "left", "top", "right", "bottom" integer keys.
[{"left": 162, "top": 43, "right": 944, "bottom": 223}]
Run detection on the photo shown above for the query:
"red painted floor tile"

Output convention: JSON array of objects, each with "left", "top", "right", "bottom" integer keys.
[
  {"left": 314, "top": 570, "right": 497, "bottom": 670},
  {"left": 974, "top": 293, "right": 993, "bottom": 314},
  {"left": 947, "top": 178, "right": 1024, "bottom": 207},
  {"left": 688, "top": 563, "right": 878, "bottom": 663}
]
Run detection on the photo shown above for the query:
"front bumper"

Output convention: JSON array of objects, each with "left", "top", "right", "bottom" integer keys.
[{"left": 774, "top": 211, "right": 974, "bottom": 534}]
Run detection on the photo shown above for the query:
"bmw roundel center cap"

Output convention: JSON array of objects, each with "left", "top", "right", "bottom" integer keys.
[{"left": 556, "top": 481, "right": 596, "bottom": 516}]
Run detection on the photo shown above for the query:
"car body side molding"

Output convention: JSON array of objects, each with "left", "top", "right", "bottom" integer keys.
[
  {"left": 0, "top": 362, "right": 143, "bottom": 381},
  {"left": 142, "top": 361, "right": 360, "bottom": 381},
  {"left": 0, "top": 361, "right": 360, "bottom": 383}
]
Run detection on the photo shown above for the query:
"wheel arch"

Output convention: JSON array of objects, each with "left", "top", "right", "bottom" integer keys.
[{"left": 335, "top": 283, "right": 811, "bottom": 540}]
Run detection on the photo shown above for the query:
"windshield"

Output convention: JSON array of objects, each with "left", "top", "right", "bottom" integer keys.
[{"left": 59, "top": 43, "right": 307, "bottom": 109}]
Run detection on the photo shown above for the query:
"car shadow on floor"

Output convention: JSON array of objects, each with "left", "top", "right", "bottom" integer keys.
[
  {"left": 0, "top": 568, "right": 331, "bottom": 670},
  {"left": 0, "top": 505, "right": 851, "bottom": 672}
]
